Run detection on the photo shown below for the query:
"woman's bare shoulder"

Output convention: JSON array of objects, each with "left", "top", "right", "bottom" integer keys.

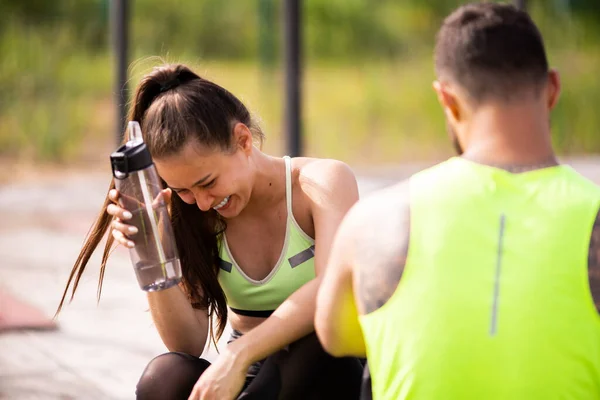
[
  {"left": 293, "top": 157, "right": 356, "bottom": 189},
  {"left": 291, "top": 157, "right": 358, "bottom": 210}
]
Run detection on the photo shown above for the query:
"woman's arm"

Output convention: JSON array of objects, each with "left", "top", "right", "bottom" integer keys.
[
  {"left": 225, "top": 160, "right": 359, "bottom": 367},
  {"left": 147, "top": 285, "right": 209, "bottom": 357},
  {"left": 108, "top": 188, "right": 210, "bottom": 357}
]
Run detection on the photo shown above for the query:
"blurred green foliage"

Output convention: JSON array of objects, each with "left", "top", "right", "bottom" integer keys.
[{"left": 0, "top": 0, "right": 598, "bottom": 164}]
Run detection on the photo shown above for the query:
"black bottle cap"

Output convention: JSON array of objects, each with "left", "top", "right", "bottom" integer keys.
[{"left": 110, "top": 142, "right": 153, "bottom": 179}]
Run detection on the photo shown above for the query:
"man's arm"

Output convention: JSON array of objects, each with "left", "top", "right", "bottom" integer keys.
[
  {"left": 315, "top": 181, "right": 411, "bottom": 357},
  {"left": 588, "top": 208, "right": 600, "bottom": 313},
  {"left": 355, "top": 182, "right": 410, "bottom": 314}
]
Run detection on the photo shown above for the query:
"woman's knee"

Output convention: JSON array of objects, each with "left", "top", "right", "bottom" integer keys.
[{"left": 136, "top": 352, "right": 210, "bottom": 400}]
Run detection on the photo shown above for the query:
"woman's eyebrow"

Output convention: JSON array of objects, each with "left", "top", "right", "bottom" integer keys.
[{"left": 169, "top": 173, "right": 212, "bottom": 191}]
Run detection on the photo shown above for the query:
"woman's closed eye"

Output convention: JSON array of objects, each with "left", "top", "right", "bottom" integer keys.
[
  {"left": 201, "top": 179, "right": 217, "bottom": 189},
  {"left": 170, "top": 179, "right": 216, "bottom": 194}
]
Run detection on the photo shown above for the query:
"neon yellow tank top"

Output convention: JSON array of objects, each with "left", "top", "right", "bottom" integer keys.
[
  {"left": 359, "top": 157, "right": 600, "bottom": 400},
  {"left": 218, "top": 156, "right": 316, "bottom": 316}
]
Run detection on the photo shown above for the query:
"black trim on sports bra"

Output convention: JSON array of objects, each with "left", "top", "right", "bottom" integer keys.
[{"left": 230, "top": 308, "right": 275, "bottom": 318}]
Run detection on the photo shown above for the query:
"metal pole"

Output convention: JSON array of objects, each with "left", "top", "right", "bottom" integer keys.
[
  {"left": 515, "top": 0, "right": 527, "bottom": 11},
  {"left": 283, "top": 0, "right": 302, "bottom": 157},
  {"left": 258, "top": 0, "right": 276, "bottom": 70},
  {"left": 111, "top": 0, "right": 129, "bottom": 144}
]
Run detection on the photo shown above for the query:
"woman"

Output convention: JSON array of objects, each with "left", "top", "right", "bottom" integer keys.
[{"left": 57, "top": 64, "right": 364, "bottom": 400}]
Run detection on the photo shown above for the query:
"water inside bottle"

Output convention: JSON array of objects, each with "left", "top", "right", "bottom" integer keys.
[{"left": 134, "top": 259, "right": 181, "bottom": 291}]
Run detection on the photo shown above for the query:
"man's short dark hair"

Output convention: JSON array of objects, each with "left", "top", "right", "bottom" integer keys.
[{"left": 434, "top": 2, "right": 549, "bottom": 103}]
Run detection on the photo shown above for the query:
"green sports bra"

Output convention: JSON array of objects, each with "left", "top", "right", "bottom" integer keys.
[{"left": 217, "top": 156, "right": 316, "bottom": 317}]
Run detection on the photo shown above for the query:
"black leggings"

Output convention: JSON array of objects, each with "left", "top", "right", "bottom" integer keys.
[{"left": 136, "top": 332, "right": 367, "bottom": 400}]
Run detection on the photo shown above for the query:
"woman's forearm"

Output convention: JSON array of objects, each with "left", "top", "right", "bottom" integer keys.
[
  {"left": 147, "top": 285, "right": 209, "bottom": 357},
  {"left": 226, "top": 277, "right": 321, "bottom": 367}
]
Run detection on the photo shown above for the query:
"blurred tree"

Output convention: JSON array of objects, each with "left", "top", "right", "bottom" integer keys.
[
  {"left": 1, "top": 0, "right": 597, "bottom": 61},
  {"left": 0, "top": 0, "right": 107, "bottom": 50},
  {"left": 570, "top": 0, "right": 600, "bottom": 19},
  {"left": 0, "top": 0, "right": 599, "bottom": 161}
]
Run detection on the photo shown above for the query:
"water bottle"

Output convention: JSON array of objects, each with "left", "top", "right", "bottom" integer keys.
[{"left": 110, "top": 121, "right": 182, "bottom": 291}]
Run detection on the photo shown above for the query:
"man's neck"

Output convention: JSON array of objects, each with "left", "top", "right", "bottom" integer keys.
[
  {"left": 462, "top": 101, "right": 557, "bottom": 171},
  {"left": 461, "top": 155, "right": 559, "bottom": 173}
]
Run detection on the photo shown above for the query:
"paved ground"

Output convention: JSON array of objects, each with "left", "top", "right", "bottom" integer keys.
[{"left": 0, "top": 157, "right": 598, "bottom": 400}]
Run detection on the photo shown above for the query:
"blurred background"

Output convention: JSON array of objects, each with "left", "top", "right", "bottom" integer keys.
[
  {"left": 1, "top": 0, "right": 599, "bottom": 170},
  {"left": 0, "top": 0, "right": 598, "bottom": 399}
]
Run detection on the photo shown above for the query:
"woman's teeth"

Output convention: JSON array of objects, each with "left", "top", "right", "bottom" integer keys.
[{"left": 213, "top": 196, "right": 230, "bottom": 210}]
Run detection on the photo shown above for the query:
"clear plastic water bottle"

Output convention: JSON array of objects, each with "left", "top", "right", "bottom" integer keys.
[{"left": 110, "top": 121, "right": 182, "bottom": 291}]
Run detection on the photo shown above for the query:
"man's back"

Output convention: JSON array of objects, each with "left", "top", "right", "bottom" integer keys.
[
  {"left": 314, "top": 4, "right": 600, "bottom": 399},
  {"left": 359, "top": 158, "right": 600, "bottom": 399}
]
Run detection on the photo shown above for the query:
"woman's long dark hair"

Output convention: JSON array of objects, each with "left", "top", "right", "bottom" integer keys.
[{"left": 56, "top": 64, "right": 265, "bottom": 347}]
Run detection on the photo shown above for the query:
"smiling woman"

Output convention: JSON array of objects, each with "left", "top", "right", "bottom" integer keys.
[
  {"left": 153, "top": 134, "right": 257, "bottom": 217},
  {"left": 55, "top": 63, "right": 365, "bottom": 400}
]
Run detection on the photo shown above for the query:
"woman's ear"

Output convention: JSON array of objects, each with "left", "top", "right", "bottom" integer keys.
[{"left": 232, "top": 122, "right": 253, "bottom": 155}]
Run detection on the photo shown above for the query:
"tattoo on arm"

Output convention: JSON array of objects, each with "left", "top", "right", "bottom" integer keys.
[
  {"left": 588, "top": 208, "right": 600, "bottom": 313},
  {"left": 356, "top": 184, "right": 411, "bottom": 314}
]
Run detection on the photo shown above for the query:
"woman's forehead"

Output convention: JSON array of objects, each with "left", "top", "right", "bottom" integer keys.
[{"left": 153, "top": 145, "right": 228, "bottom": 188}]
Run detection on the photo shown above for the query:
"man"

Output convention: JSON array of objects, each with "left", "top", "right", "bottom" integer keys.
[{"left": 315, "top": 2, "right": 600, "bottom": 399}]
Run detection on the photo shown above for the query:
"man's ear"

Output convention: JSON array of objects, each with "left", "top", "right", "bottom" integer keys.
[
  {"left": 433, "top": 81, "right": 462, "bottom": 124},
  {"left": 546, "top": 69, "right": 561, "bottom": 110}
]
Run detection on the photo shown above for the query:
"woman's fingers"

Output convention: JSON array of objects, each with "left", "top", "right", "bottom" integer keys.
[
  {"left": 112, "top": 219, "right": 138, "bottom": 236},
  {"left": 151, "top": 188, "right": 173, "bottom": 209},
  {"left": 109, "top": 189, "right": 119, "bottom": 202},
  {"left": 162, "top": 188, "right": 172, "bottom": 204},
  {"left": 107, "top": 203, "right": 133, "bottom": 220},
  {"left": 111, "top": 224, "right": 135, "bottom": 248},
  {"left": 108, "top": 189, "right": 135, "bottom": 248}
]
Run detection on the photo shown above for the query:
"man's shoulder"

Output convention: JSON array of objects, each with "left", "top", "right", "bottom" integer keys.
[
  {"left": 353, "top": 180, "right": 410, "bottom": 221},
  {"left": 335, "top": 180, "right": 409, "bottom": 244}
]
